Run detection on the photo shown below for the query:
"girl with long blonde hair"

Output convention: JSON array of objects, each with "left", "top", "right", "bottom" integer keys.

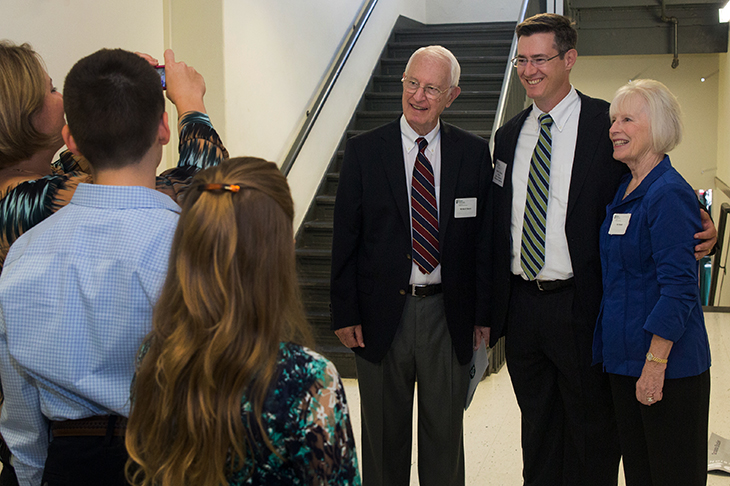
[{"left": 125, "top": 157, "right": 360, "bottom": 486}]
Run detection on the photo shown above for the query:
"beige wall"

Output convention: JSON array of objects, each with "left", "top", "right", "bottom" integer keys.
[
  {"left": 571, "top": 53, "right": 720, "bottom": 191},
  {"left": 712, "top": 26, "right": 730, "bottom": 306},
  {"left": 1, "top": 0, "right": 169, "bottom": 163},
  {"left": 717, "top": 24, "right": 730, "bottom": 200}
]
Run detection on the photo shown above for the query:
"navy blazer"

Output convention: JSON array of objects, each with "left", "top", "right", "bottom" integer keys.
[
  {"left": 485, "top": 92, "right": 626, "bottom": 347},
  {"left": 331, "top": 118, "right": 492, "bottom": 365}
]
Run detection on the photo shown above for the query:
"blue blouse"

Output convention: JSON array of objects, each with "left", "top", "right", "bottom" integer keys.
[{"left": 593, "top": 156, "right": 711, "bottom": 379}]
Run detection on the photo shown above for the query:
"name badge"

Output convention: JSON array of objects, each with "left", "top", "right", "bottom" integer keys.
[
  {"left": 455, "top": 198, "right": 477, "bottom": 218},
  {"left": 608, "top": 213, "right": 631, "bottom": 235},
  {"left": 493, "top": 160, "right": 507, "bottom": 187}
]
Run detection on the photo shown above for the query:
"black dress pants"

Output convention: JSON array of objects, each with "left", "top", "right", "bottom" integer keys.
[
  {"left": 505, "top": 276, "right": 620, "bottom": 486},
  {"left": 41, "top": 435, "right": 130, "bottom": 486},
  {"left": 609, "top": 370, "right": 710, "bottom": 486}
]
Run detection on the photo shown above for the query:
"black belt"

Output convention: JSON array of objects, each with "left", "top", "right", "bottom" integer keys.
[
  {"left": 408, "top": 284, "right": 442, "bottom": 297},
  {"left": 512, "top": 274, "right": 575, "bottom": 292},
  {"left": 50, "top": 415, "right": 127, "bottom": 438}
]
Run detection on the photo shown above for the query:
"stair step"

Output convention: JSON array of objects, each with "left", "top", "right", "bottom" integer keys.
[
  {"left": 298, "top": 220, "right": 333, "bottom": 249},
  {"left": 388, "top": 39, "right": 512, "bottom": 58},
  {"left": 295, "top": 248, "right": 332, "bottom": 274},
  {"left": 303, "top": 194, "right": 335, "bottom": 221},
  {"left": 322, "top": 172, "right": 340, "bottom": 195},
  {"left": 372, "top": 73, "right": 507, "bottom": 93},
  {"left": 380, "top": 56, "right": 509, "bottom": 76},
  {"left": 394, "top": 23, "right": 516, "bottom": 43},
  {"left": 300, "top": 278, "right": 331, "bottom": 314}
]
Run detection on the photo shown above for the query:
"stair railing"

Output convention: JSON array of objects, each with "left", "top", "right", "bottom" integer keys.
[
  {"left": 281, "top": 0, "right": 378, "bottom": 176},
  {"left": 489, "top": 0, "right": 541, "bottom": 154}
]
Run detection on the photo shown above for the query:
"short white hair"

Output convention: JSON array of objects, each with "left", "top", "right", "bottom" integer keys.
[
  {"left": 404, "top": 45, "right": 461, "bottom": 88},
  {"left": 610, "top": 79, "right": 683, "bottom": 154}
]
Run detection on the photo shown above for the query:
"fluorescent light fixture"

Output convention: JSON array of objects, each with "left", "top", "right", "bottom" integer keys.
[{"left": 720, "top": 1, "right": 730, "bottom": 23}]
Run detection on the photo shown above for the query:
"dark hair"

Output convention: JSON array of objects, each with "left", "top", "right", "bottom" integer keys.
[
  {"left": 516, "top": 13, "right": 577, "bottom": 55},
  {"left": 126, "top": 157, "right": 313, "bottom": 486},
  {"left": 0, "top": 41, "right": 56, "bottom": 167},
  {"left": 63, "top": 48, "right": 165, "bottom": 170}
]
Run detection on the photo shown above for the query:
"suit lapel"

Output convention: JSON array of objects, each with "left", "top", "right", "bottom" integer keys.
[
  {"left": 380, "top": 119, "right": 410, "bottom": 230},
  {"left": 567, "top": 92, "right": 607, "bottom": 218},
  {"left": 497, "top": 108, "right": 531, "bottom": 241},
  {"left": 439, "top": 122, "right": 461, "bottom": 247}
]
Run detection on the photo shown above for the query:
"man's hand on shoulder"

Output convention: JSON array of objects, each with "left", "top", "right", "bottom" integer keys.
[
  {"left": 694, "top": 209, "right": 717, "bottom": 260},
  {"left": 334, "top": 325, "right": 365, "bottom": 348}
]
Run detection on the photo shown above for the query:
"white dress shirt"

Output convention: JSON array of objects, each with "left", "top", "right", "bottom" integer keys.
[
  {"left": 511, "top": 86, "right": 581, "bottom": 280},
  {"left": 401, "top": 115, "right": 442, "bottom": 285}
]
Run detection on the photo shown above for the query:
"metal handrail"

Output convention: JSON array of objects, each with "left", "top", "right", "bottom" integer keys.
[
  {"left": 489, "top": 0, "right": 532, "bottom": 154},
  {"left": 281, "top": 0, "right": 378, "bottom": 176}
]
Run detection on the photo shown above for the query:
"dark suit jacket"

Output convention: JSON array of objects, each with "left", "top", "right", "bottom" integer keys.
[
  {"left": 485, "top": 91, "right": 626, "bottom": 347},
  {"left": 330, "top": 118, "right": 492, "bottom": 365}
]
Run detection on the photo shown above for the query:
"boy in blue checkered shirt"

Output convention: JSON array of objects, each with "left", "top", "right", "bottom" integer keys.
[{"left": 0, "top": 48, "right": 226, "bottom": 486}]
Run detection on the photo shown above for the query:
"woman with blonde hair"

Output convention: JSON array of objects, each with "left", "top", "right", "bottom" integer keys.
[
  {"left": 593, "top": 79, "right": 711, "bottom": 485},
  {"left": 126, "top": 157, "right": 360, "bottom": 486},
  {"left": 0, "top": 41, "right": 227, "bottom": 267}
]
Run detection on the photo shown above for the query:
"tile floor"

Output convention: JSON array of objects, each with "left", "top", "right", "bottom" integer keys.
[{"left": 342, "top": 311, "right": 730, "bottom": 485}]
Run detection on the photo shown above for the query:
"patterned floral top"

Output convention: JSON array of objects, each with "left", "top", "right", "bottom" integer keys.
[
  {"left": 231, "top": 343, "right": 361, "bottom": 485},
  {"left": 135, "top": 341, "right": 361, "bottom": 485},
  {"left": 0, "top": 111, "right": 228, "bottom": 268}
]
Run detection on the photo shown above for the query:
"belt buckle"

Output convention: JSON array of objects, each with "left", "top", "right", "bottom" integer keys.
[
  {"left": 412, "top": 284, "right": 424, "bottom": 296},
  {"left": 536, "top": 280, "right": 545, "bottom": 291}
]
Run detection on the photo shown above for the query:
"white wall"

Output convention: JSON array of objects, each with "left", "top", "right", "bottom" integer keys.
[
  {"left": 425, "top": 0, "right": 522, "bottom": 24},
  {"left": 215, "top": 0, "right": 427, "bottom": 229},
  {"left": 1, "top": 0, "right": 168, "bottom": 162},
  {"left": 1, "top": 1, "right": 165, "bottom": 81}
]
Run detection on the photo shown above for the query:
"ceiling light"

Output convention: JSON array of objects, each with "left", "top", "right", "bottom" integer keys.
[{"left": 720, "top": 1, "right": 730, "bottom": 23}]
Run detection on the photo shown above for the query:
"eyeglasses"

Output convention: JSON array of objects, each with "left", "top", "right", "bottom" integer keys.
[
  {"left": 510, "top": 53, "right": 562, "bottom": 69},
  {"left": 401, "top": 76, "right": 450, "bottom": 100}
]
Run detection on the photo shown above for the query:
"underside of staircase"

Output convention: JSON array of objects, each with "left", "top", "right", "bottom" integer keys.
[{"left": 295, "top": 17, "right": 514, "bottom": 378}]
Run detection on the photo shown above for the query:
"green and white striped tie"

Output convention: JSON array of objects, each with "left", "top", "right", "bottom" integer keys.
[{"left": 521, "top": 113, "right": 554, "bottom": 280}]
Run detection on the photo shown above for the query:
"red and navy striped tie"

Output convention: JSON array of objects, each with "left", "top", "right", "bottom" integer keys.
[{"left": 411, "top": 137, "right": 439, "bottom": 274}]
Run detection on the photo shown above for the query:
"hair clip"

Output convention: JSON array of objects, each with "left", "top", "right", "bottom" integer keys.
[{"left": 200, "top": 183, "right": 241, "bottom": 193}]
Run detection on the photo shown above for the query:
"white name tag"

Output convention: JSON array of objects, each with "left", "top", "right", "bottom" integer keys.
[
  {"left": 493, "top": 160, "right": 507, "bottom": 187},
  {"left": 608, "top": 213, "right": 631, "bottom": 235},
  {"left": 455, "top": 198, "right": 477, "bottom": 218}
]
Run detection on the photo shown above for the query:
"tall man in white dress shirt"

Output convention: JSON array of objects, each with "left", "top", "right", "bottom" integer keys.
[{"left": 481, "top": 13, "right": 716, "bottom": 486}]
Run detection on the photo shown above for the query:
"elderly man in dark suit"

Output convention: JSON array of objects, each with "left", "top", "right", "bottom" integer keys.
[
  {"left": 481, "top": 13, "right": 716, "bottom": 486},
  {"left": 331, "top": 46, "right": 491, "bottom": 486}
]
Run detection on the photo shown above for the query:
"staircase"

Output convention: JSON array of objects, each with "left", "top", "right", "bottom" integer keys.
[{"left": 295, "top": 18, "right": 515, "bottom": 378}]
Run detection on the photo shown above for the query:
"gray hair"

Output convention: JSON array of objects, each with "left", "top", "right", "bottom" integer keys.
[
  {"left": 404, "top": 45, "right": 461, "bottom": 88},
  {"left": 610, "top": 79, "right": 683, "bottom": 154}
]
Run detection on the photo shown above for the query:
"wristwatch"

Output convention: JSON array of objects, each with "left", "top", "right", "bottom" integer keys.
[{"left": 646, "top": 352, "right": 668, "bottom": 364}]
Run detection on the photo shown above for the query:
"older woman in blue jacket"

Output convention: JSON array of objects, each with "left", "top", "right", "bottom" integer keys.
[{"left": 593, "top": 79, "right": 711, "bottom": 486}]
